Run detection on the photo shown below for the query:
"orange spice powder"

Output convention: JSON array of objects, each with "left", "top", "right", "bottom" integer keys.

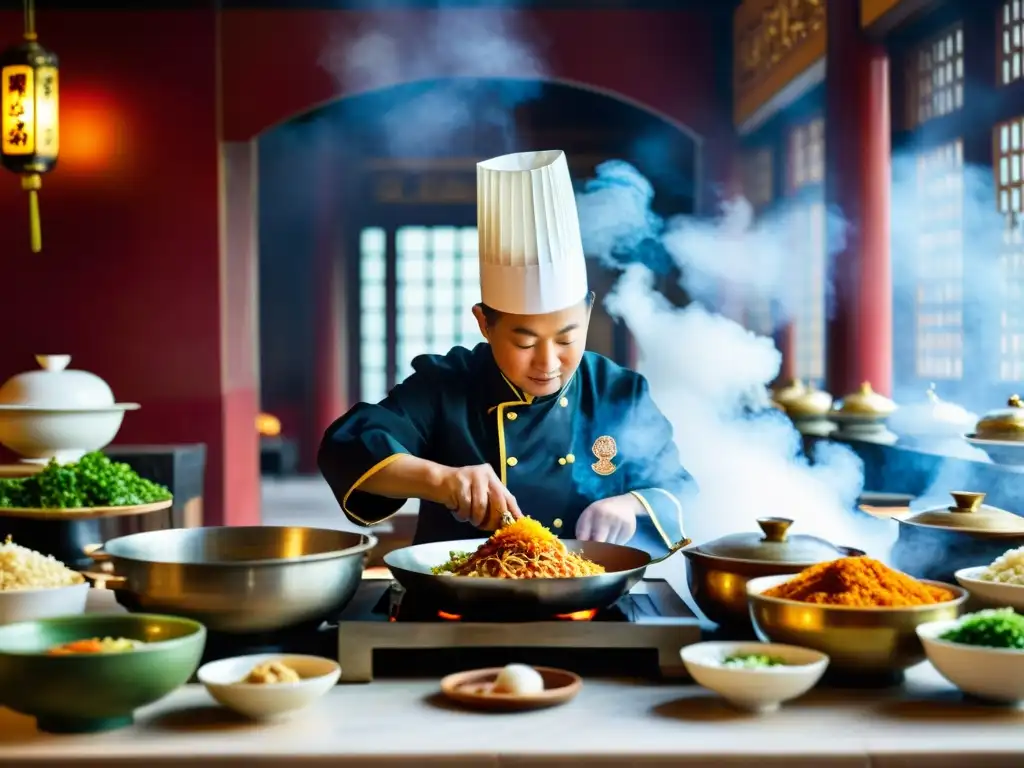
[{"left": 764, "top": 556, "right": 954, "bottom": 607}]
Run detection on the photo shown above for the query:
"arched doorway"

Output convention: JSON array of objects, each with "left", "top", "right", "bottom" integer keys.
[{"left": 254, "top": 78, "right": 700, "bottom": 469}]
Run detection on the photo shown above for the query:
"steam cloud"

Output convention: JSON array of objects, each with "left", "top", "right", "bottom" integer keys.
[
  {"left": 578, "top": 163, "right": 893, "bottom": 556},
  {"left": 312, "top": 5, "right": 1016, "bottom": 557},
  {"left": 319, "top": 6, "right": 546, "bottom": 155}
]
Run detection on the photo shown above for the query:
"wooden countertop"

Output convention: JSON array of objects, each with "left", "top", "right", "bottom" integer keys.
[
  {"left": 2, "top": 666, "right": 1024, "bottom": 767},
  {"left": 3, "top": 593, "right": 1024, "bottom": 767}
]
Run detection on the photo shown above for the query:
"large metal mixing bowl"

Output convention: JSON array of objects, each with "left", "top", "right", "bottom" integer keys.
[
  {"left": 746, "top": 574, "right": 968, "bottom": 674},
  {"left": 94, "top": 526, "right": 377, "bottom": 633}
]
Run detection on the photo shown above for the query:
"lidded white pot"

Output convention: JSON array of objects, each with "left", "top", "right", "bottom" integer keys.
[{"left": 0, "top": 355, "right": 139, "bottom": 464}]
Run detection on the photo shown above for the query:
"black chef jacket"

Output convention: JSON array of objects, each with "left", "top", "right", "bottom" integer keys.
[{"left": 318, "top": 343, "right": 695, "bottom": 555}]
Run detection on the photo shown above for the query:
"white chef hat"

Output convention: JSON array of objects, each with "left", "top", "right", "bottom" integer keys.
[{"left": 477, "top": 149, "right": 588, "bottom": 316}]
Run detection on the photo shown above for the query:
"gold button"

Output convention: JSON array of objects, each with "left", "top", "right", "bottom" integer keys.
[
  {"left": 507, "top": 411, "right": 517, "bottom": 421},
  {"left": 559, "top": 397, "right": 568, "bottom": 407},
  {"left": 553, "top": 518, "right": 563, "bottom": 528},
  {"left": 558, "top": 457, "right": 567, "bottom": 466},
  {"left": 506, "top": 457, "right": 518, "bottom": 467},
  {"left": 565, "top": 453, "right": 575, "bottom": 464}
]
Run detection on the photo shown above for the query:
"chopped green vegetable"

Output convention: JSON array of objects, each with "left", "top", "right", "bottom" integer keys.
[
  {"left": 431, "top": 551, "right": 471, "bottom": 575},
  {"left": 0, "top": 452, "right": 172, "bottom": 509},
  {"left": 939, "top": 608, "right": 1024, "bottom": 649},
  {"left": 721, "top": 652, "right": 787, "bottom": 669}
]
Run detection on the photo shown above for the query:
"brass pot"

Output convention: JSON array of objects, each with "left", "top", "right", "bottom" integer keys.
[
  {"left": 973, "top": 395, "right": 1024, "bottom": 441},
  {"left": 770, "top": 379, "right": 807, "bottom": 411},
  {"left": 681, "top": 517, "right": 864, "bottom": 629},
  {"left": 891, "top": 491, "right": 1024, "bottom": 583},
  {"left": 830, "top": 381, "right": 897, "bottom": 425},
  {"left": 748, "top": 574, "right": 967, "bottom": 676}
]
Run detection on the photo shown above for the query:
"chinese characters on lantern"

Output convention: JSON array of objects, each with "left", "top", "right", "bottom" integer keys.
[{"left": 2, "top": 65, "right": 32, "bottom": 153}]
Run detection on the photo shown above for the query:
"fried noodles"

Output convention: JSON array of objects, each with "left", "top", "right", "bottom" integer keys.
[{"left": 431, "top": 518, "right": 606, "bottom": 579}]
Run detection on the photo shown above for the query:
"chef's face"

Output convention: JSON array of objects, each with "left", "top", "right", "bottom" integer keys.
[{"left": 473, "top": 295, "right": 592, "bottom": 398}]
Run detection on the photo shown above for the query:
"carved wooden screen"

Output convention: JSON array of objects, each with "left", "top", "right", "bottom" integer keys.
[
  {"left": 913, "top": 140, "right": 965, "bottom": 381},
  {"left": 787, "top": 117, "right": 827, "bottom": 386}
]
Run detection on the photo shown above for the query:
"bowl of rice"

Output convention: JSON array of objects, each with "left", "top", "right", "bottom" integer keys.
[
  {"left": 0, "top": 536, "right": 89, "bottom": 625},
  {"left": 955, "top": 546, "right": 1024, "bottom": 611}
]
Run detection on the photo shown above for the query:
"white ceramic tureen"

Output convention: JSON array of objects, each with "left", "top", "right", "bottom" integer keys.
[{"left": 0, "top": 355, "right": 139, "bottom": 464}]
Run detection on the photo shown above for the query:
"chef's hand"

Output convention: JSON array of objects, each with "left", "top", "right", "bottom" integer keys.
[
  {"left": 440, "top": 464, "right": 524, "bottom": 531},
  {"left": 576, "top": 494, "right": 641, "bottom": 545}
]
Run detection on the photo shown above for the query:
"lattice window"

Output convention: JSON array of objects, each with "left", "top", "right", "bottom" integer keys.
[
  {"left": 358, "top": 227, "right": 388, "bottom": 404},
  {"left": 739, "top": 147, "right": 775, "bottom": 336},
  {"left": 789, "top": 201, "right": 827, "bottom": 384},
  {"left": 914, "top": 140, "right": 964, "bottom": 380},
  {"left": 1000, "top": 0, "right": 1024, "bottom": 86},
  {"left": 784, "top": 119, "right": 827, "bottom": 385},
  {"left": 787, "top": 118, "right": 824, "bottom": 193},
  {"left": 995, "top": 117, "right": 1024, "bottom": 381},
  {"left": 395, "top": 226, "right": 481, "bottom": 383},
  {"left": 741, "top": 147, "right": 773, "bottom": 210},
  {"left": 907, "top": 24, "right": 964, "bottom": 128}
]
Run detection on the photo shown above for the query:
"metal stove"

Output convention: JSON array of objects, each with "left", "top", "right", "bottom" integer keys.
[{"left": 334, "top": 575, "right": 705, "bottom": 682}]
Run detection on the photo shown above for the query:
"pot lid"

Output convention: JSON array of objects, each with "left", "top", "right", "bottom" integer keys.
[
  {"left": 889, "top": 384, "right": 976, "bottom": 435},
  {"left": 974, "top": 395, "right": 1024, "bottom": 440},
  {"left": 694, "top": 517, "right": 847, "bottom": 564},
  {"left": 0, "top": 355, "right": 117, "bottom": 409},
  {"left": 832, "top": 381, "right": 897, "bottom": 418},
  {"left": 785, "top": 386, "right": 834, "bottom": 419},
  {"left": 902, "top": 491, "right": 1024, "bottom": 533},
  {"left": 771, "top": 379, "right": 806, "bottom": 409}
]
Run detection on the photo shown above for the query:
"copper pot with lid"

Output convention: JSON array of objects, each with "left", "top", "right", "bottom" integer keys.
[
  {"left": 830, "top": 381, "right": 897, "bottom": 423},
  {"left": 973, "top": 395, "right": 1024, "bottom": 440},
  {"left": 771, "top": 379, "right": 806, "bottom": 410},
  {"left": 890, "top": 491, "right": 1024, "bottom": 582},
  {"left": 681, "top": 517, "right": 864, "bottom": 628}
]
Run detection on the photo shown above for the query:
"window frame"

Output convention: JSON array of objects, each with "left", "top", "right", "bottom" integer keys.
[
  {"left": 888, "top": 2, "right": 1020, "bottom": 409},
  {"left": 740, "top": 86, "right": 828, "bottom": 388}
]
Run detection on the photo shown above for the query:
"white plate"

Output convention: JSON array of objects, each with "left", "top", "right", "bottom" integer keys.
[
  {"left": 955, "top": 566, "right": 1024, "bottom": 610},
  {"left": 197, "top": 653, "right": 341, "bottom": 720},
  {"left": 680, "top": 641, "right": 829, "bottom": 714}
]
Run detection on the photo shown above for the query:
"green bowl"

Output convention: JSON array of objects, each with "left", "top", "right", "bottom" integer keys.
[{"left": 0, "top": 613, "right": 206, "bottom": 734}]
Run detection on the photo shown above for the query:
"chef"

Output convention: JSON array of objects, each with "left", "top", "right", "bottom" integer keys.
[{"left": 318, "top": 149, "right": 695, "bottom": 554}]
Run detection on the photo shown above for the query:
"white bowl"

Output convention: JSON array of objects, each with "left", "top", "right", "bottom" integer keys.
[
  {"left": 680, "top": 641, "right": 829, "bottom": 713},
  {"left": 918, "top": 619, "right": 1024, "bottom": 703},
  {"left": 0, "top": 407, "right": 136, "bottom": 464},
  {"left": 0, "top": 582, "right": 90, "bottom": 624},
  {"left": 197, "top": 653, "right": 341, "bottom": 720},
  {"left": 955, "top": 566, "right": 1024, "bottom": 611}
]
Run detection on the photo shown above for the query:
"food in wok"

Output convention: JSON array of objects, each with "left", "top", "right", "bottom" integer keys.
[{"left": 431, "top": 518, "right": 606, "bottom": 579}]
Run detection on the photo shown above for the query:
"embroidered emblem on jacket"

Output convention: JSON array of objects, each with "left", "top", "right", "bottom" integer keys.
[{"left": 591, "top": 435, "right": 618, "bottom": 476}]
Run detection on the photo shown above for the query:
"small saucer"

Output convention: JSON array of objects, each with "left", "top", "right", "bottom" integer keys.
[{"left": 439, "top": 666, "right": 582, "bottom": 711}]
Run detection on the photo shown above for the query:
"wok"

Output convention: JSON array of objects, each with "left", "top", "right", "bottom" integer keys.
[
  {"left": 92, "top": 526, "right": 377, "bottom": 633},
  {"left": 383, "top": 537, "right": 687, "bottom": 619}
]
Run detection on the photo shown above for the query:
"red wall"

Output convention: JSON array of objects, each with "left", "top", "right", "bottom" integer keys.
[
  {"left": 0, "top": 10, "right": 253, "bottom": 525},
  {"left": 0, "top": 7, "right": 728, "bottom": 527},
  {"left": 220, "top": 9, "right": 721, "bottom": 140}
]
